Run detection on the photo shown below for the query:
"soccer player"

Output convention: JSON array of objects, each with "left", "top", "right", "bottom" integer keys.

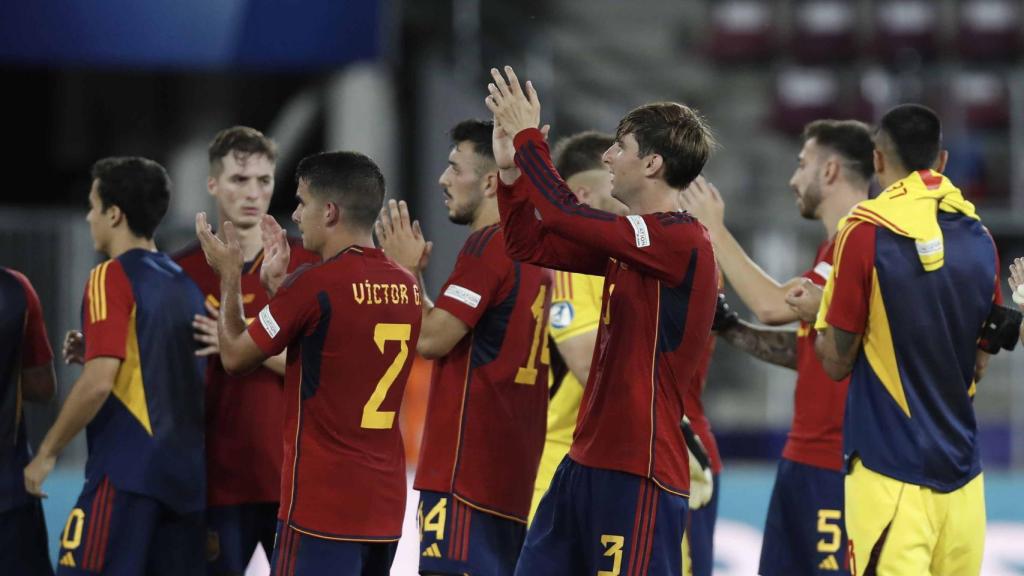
[
  {"left": 486, "top": 66, "right": 719, "bottom": 575},
  {"left": 174, "top": 126, "right": 318, "bottom": 575},
  {"left": 791, "top": 104, "right": 998, "bottom": 575},
  {"left": 24, "top": 157, "right": 207, "bottom": 574},
  {"left": 196, "top": 151, "right": 420, "bottom": 575},
  {"left": 681, "top": 119, "right": 873, "bottom": 575},
  {"left": 529, "top": 131, "right": 626, "bottom": 525},
  {"left": 1, "top": 268, "right": 56, "bottom": 575},
  {"left": 375, "top": 118, "right": 553, "bottom": 576}
]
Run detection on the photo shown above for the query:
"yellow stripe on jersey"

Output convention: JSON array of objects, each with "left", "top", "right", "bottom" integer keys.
[
  {"left": 863, "top": 269, "right": 911, "bottom": 417},
  {"left": 89, "top": 261, "right": 112, "bottom": 323},
  {"left": 112, "top": 305, "right": 152, "bottom": 435}
]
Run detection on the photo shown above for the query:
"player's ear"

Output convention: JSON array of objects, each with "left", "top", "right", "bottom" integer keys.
[
  {"left": 934, "top": 150, "right": 949, "bottom": 174},
  {"left": 873, "top": 148, "right": 885, "bottom": 177},
  {"left": 481, "top": 170, "right": 499, "bottom": 199},
  {"left": 207, "top": 176, "right": 218, "bottom": 197},
  {"left": 107, "top": 204, "right": 125, "bottom": 228},
  {"left": 644, "top": 153, "right": 664, "bottom": 178},
  {"left": 324, "top": 201, "right": 341, "bottom": 227},
  {"left": 572, "top": 185, "right": 590, "bottom": 204},
  {"left": 823, "top": 157, "right": 840, "bottom": 185}
]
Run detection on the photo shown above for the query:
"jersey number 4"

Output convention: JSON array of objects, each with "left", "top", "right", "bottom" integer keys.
[
  {"left": 361, "top": 323, "right": 412, "bottom": 430},
  {"left": 515, "top": 285, "right": 551, "bottom": 385}
]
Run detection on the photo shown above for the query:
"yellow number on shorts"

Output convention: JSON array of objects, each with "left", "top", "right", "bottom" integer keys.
[
  {"left": 61, "top": 508, "right": 85, "bottom": 550},
  {"left": 816, "top": 509, "right": 842, "bottom": 553},
  {"left": 361, "top": 323, "right": 412, "bottom": 429},
  {"left": 597, "top": 534, "right": 625, "bottom": 576},
  {"left": 418, "top": 497, "right": 447, "bottom": 541},
  {"left": 515, "top": 286, "right": 551, "bottom": 385}
]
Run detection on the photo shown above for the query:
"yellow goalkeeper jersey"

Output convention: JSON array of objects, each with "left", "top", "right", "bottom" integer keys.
[{"left": 529, "top": 270, "right": 604, "bottom": 523}]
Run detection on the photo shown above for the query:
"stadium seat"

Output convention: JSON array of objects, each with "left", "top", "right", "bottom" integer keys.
[
  {"left": 708, "top": 0, "right": 776, "bottom": 63},
  {"left": 956, "top": 0, "right": 1022, "bottom": 61},
  {"left": 950, "top": 70, "right": 1009, "bottom": 130},
  {"left": 791, "top": 0, "right": 859, "bottom": 64},
  {"left": 873, "top": 0, "right": 939, "bottom": 63},
  {"left": 771, "top": 67, "right": 842, "bottom": 134}
]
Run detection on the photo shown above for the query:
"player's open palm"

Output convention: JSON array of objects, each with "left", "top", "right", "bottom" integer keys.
[
  {"left": 680, "top": 176, "right": 725, "bottom": 232},
  {"left": 376, "top": 199, "right": 431, "bottom": 275},
  {"left": 196, "top": 213, "right": 244, "bottom": 278},
  {"left": 1009, "top": 257, "right": 1024, "bottom": 307},
  {"left": 485, "top": 66, "right": 540, "bottom": 139},
  {"left": 260, "top": 214, "right": 290, "bottom": 296}
]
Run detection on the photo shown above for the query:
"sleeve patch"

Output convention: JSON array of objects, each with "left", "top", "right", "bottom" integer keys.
[
  {"left": 258, "top": 305, "right": 281, "bottom": 338},
  {"left": 549, "top": 301, "right": 576, "bottom": 329},
  {"left": 443, "top": 284, "right": 482, "bottom": 309},
  {"left": 812, "top": 261, "right": 833, "bottom": 283},
  {"left": 626, "top": 215, "right": 651, "bottom": 248}
]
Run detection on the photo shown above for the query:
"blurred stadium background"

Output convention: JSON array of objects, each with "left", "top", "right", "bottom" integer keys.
[{"left": 2, "top": 0, "right": 1023, "bottom": 573}]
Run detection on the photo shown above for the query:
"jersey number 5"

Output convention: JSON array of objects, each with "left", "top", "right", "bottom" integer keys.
[
  {"left": 515, "top": 285, "right": 551, "bottom": 385},
  {"left": 361, "top": 323, "right": 412, "bottom": 429}
]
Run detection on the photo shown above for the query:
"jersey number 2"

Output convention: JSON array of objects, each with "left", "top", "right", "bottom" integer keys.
[
  {"left": 515, "top": 285, "right": 551, "bottom": 385},
  {"left": 361, "top": 323, "right": 412, "bottom": 429}
]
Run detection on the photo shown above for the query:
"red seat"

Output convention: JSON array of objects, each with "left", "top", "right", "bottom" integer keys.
[
  {"left": 957, "top": 0, "right": 1022, "bottom": 61},
  {"left": 873, "top": 0, "right": 940, "bottom": 63},
  {"left": 791, "top": 0, "right": 859, "bottom": 64},
  {"left": 771, "top": 67, "right": 842, "bottom": 134},
  {"left": 708, "top": 0, "right": 776, "bottom": 63}
]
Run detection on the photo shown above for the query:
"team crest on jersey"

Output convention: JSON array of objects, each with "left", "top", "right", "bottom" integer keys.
[{"left": 550, "top": 301, "right": 575, "bottom": 329}]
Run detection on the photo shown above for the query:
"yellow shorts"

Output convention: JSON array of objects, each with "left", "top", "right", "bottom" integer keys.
[{"left": 845, "top": 458, "right": 985, "bottom": 576}]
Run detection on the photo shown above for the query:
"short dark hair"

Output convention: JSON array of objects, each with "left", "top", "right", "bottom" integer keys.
[
  {"left": 877, "top": 104, "right": 942, "bottom": 172},
  {"left": 553, "top": 131, "right": 614, "bottom": 180},
  {"left": 802, "top": 120, "right": 875, "bottom": 182},
  {"left": 615, "top": 102, "right": 715, "bottom": 189},
  {"left": 295, "top": 151, "right": 385, "bottom": 230},
  {"left": 450, "top": 119, "right": 495, "bottom": 170},
  {"left": 208, "top": 126, "right": 278, "bottom": 176},
  {"left": 90, "top": 157, "right": 171, "bottom": 239}
]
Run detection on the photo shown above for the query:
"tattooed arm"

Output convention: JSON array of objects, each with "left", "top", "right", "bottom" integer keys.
[
  {"left": 814, "top": 326, "right": 862, "bottom": 380},
  {"left": 719, "top": 319, "right": 798, "bottom": 370}
]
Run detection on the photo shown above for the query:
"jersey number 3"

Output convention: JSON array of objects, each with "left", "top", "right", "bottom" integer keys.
[{"left": 361, "top": 323, "right": 412, "bottom": 429}]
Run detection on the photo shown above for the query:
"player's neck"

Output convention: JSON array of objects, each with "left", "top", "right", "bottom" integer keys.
[
  {"left": 219, "top": 213, "right": 264, "bottom": 261},
  {"left": 821, "top": 185, "right": 869, "bottom": 238},
  {"left": 105, "top": 233, "right": 157, "bottom": 259},
  {"left": 320, "top": 229, "right": 375, "bottom": 260},
  {"left": 628, "top": 183, "right": 682, "bottom": 215},
  {"left": 470, "top": 201, "right": 500, "bottom": 232}
]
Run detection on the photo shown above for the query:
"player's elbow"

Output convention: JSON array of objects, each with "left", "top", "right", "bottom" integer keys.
[
  {"left": 821, "top": 362, "right": 851, "bottom": 381},
  {"left": 416, "top": 338, "right": 445, "bottom": 360}
]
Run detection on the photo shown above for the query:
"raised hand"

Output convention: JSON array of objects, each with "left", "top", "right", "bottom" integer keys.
[
  {"left": 259, "top": 214, "right": 290, "bottom": 296},
  {"left": 376, "top": 199, "right": 432, "bottom": 275},
  {"left": 785, "top": 279, "right": 823, "bottom": 324},
  {"left": 1009, "top": 257, "right": 1024, "bottom": 307},
  {"left": 679, "top": 176, "right": 726, "bottom": 233},
  {"left": 196, "top": 212, "right": 244, "bottom": 280},
  {"left": 62, "top": 330, "right": 84, "bottom": 365},
  {"left": 484, "top": 66, "right": 541, "bottom": 141}
]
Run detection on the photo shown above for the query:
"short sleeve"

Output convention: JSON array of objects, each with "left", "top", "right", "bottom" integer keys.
[
  {"left": 802, "top": 238, "right": 836, "bottom": 288},
  {"left": 247, "top": 269, "right": 320, "bottom": 357},
  {"left": 817, "top": 221, "right": 875, "bottom": 334},
  {"left": 985, "top": 227, "right": 1003, "bottom": 305},
  {"left": 8, "top": 270, "right": 53, "bottom": 368},
  {"left": 549, "top": 272, "right": 602, "bottom": 343},
  {"left": 434, "top": 231, "right": 508, "bottom": 329},
  {"left": 83, "top": 260, "right": 135, "bottom": 361}
]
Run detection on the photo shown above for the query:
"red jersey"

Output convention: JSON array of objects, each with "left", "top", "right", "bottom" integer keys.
[
  {"left": 414, "top": 224, "right": 553, "bottom": 522},
  {"left": 785, "top": 238, "right": 848, "bottom": 471},
  {"left": 248, "top": 246, "right": 420, "bottom": 540},
  {"left": 175, "top": 239, "right": 319, "bottom": 507},
  {"left": 685, "top": 336, "right": 722, "bottom": 474},
  {"left": 1, "top": 269, "right": 54, "bottom": 513},
  {"left": 498, "top": 128, "right": 719, "bottom": 496}
]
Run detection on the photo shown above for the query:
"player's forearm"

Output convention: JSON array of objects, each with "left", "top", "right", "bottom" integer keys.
[
  {"left": 37, "top": 372, "right": 111, "bottom": 459},
  {"left": 814, "top": 327, "right": 860, "bottom": 380},
  {"left": 709, "top": 225, "right": 798, "bottom": 325},
  {"left": 218, "top": 273, "right": 256, "bottom": 372},
  {"left": 719, "top": 319, "right": 797, "bottom": 369}
]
